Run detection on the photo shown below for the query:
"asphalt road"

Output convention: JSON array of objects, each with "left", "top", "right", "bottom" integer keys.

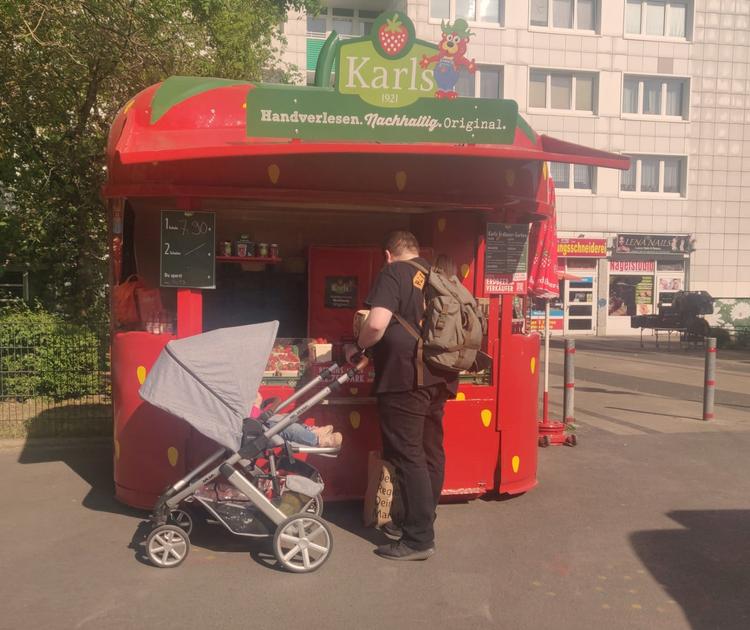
[{"left": 1, "top": 338, "right": 749, "bottom": 630}]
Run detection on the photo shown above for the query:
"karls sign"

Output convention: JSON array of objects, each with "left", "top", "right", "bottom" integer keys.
[{"left": 246, "top": 12, "right": 517, "bottom": 144}]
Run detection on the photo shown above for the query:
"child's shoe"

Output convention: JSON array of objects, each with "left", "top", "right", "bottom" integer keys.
[{"left": 318, "top": 432, "right": 343, "bottom": 448}]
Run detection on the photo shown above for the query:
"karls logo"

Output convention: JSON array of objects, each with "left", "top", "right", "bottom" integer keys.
[{"left": 337, "top": 12, "right": 476, "bottom": 107}]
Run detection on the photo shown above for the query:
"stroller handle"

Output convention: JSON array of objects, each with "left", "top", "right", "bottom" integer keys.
[{"left": 350, "top": 355, "right": 370, "bottom": 373}]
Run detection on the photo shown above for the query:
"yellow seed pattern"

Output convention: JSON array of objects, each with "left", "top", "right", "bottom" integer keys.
[
  {"left": 530, "top": 357, "right": 536, "bottom": 375},
  {"left": 480, "top": 409, "right": 492, "bottom": 427},
  {"left": 349, "top": 411, "right": 361, "bottom": 429},
  {"left": 437, "top": 218, "right": 447, "bottom": 232},
  {"left": 460, "top": 264, "right": 470, "bottom": 279},
  {"left": 136, "top": 365, "right": 147, "bottom": 385},
  {"left": 512, "top": 455, "right": 520, "bottom": 473},
  {"left": 268, "top": 163, "right": 280, "bottom": 184},
  {"left": 395, "top": 171, "right": 407, "bottom": 191},
  {"left": 455, "top": 392, "right": 466, "bottom": 401},
  {"left": 167, "top": 447, "right": 179, "bottom": 467}
]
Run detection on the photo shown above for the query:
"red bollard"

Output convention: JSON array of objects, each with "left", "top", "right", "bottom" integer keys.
[{"left": 703, "top": 337, "right": 716, "bottom": 421}]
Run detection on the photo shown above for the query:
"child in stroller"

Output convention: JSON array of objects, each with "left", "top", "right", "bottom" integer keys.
[{"left": 253, "top": 392, "right": 343, "bottom": 449}]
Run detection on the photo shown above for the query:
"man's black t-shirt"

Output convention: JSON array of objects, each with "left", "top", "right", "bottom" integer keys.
[{"left": 365, "top": 257, "right": 458, "bottom": 396}]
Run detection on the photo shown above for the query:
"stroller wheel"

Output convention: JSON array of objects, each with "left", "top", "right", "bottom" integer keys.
[
  {"left": 168, "top": 509, "right": 193, "bottom": 535},
  {"left": 273, "top": 514, "right": 333, "bottom": 573},
  {"left": 305, "top": 494, "right": 324, "bottom": 517},
  {"left": 146, "top": 525, "right": 190, "bottom": 568}
]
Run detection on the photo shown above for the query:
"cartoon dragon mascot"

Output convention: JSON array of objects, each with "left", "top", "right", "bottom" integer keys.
[{"left": 420, "top": 19, "right": 476, "bottom": 99}]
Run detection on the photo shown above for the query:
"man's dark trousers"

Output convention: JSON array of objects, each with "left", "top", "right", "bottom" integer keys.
[{"left": 377, "top": 384, "right": 448, "bottom": 551}]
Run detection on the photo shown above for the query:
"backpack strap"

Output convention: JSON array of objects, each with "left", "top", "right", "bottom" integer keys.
[
  {"left": 393, "top": 313, "right": 425, "bottom": 388},
  {"left": 402, "top": 259, "right": 430, "bottom": 275}
]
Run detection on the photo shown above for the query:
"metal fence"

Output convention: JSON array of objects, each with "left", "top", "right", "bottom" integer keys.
[{"left": 0, "top": 326, "right": 111, "bottom": 438}]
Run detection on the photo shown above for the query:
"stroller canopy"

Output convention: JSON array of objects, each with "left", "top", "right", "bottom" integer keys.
[{"left": 139, "top": 321, "right": 279, "bottom": 451}]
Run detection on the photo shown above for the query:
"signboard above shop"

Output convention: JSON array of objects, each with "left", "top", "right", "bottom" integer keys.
[
  {"left": 246, "top": 12, "right": 518, "bottom": 145},
  {"left": 614, "top": 234, "right": 692, "bottom": 255},
  {"left": 557, "top": 238, "right": 607, "bottom": 258}
]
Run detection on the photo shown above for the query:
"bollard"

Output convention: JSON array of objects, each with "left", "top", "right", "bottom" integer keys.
[
  {"left": 703, "top": 337, "right": 716, "bottom": 421},
  {"left": 563, "top": 339, "right": 575, "bottom": 424}
]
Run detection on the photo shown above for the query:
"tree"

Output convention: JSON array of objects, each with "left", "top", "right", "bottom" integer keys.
[{"left": 0, "top": 0, "right": 316, "bottom": 324}]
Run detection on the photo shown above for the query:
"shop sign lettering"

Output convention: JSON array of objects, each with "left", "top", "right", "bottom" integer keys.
[
  {"left": 557, "top": 238, "right": 607, "bottom": 258},
  {"left": 615, "top": 233, "right": 691, "bottom": 254},
  {"left": 246, "top": 12, "right": 517, "bottom": 145},
  {"left": 610, "top": 260, "right": 655, "bottom": 273}
]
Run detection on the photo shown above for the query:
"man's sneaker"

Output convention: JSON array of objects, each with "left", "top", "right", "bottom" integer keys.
[
  {"left": 374, "top": 541, "right": 435, "bottom": 561},
  {"left": 381, "top": 521, "right": 403, "bottom": 541},
  {"left": 310, "top": 425, "right": 334, "bottom": 438}
]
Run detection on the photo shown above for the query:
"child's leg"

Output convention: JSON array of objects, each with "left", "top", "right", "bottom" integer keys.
[{"left": 268, "top": 419, "right": 319, "bottom": 446}]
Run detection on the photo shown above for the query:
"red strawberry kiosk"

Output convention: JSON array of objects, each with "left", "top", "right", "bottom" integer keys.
[{"left": 104, "top": 12, "right": 629, "bottom": 509}]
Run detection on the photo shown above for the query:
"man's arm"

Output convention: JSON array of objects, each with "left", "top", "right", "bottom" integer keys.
[
  {"left": 345, "top": 306, "right": 393, "bottom": 363},
  {"left": 358, "top": 307, "right": 393, "bottom": 348}
]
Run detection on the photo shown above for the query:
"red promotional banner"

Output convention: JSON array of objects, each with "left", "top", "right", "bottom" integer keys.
[{"left": 557, "top": 238, "right": 607, "bottom": 258}]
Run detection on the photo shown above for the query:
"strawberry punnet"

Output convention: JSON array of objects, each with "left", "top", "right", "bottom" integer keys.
[{"left": 378, "top": 14, "right": 408, "bottom": 56}]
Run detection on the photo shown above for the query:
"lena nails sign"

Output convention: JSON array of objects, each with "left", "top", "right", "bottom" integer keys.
[{"left": 246, "top": 12, "right": 517, "bottom": 145}]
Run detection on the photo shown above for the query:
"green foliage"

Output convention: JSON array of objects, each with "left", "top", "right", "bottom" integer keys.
[
  {"left": 0, "top": 0, "right": 317, "bottom": 325},
  {"left": 0, "top": 305, "right": 106, "bottom": 401}
]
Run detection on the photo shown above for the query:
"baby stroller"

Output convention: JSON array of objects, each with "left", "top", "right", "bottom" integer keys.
[{"left": 138, "top": 321, "right": 366, "bottom": 573}]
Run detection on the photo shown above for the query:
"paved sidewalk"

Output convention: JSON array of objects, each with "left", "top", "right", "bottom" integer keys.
[{"left": 1, "top": 339, "right": 749, "bottom": 629}]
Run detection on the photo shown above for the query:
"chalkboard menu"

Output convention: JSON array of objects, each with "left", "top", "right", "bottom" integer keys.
[
  {"left": 484, "top": 223, "right": 529, "bottom": 294},
  {"left": 160, "top": 210, "right": 216, "bottom": 289}
]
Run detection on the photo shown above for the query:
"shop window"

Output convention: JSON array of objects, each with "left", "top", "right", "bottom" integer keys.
[
  {"left": 456, "top": 65, "right": 504, "bottom": 98},
  {"left": 549, "top": 162, "right": 595, "bottom": 192},
  {"left": 625, "top": 0, "right": 691, "bottom": 39},
  {"left": 623, "top": 75, "right": 689, "bottom": 120},
  {"left": 620, "top": 155, "right": 686, "bottom": 196},
  {"left": 529, "top": 69, "right": 597, "bottom": 114},
  {"left": 609, "top": 274, "right": 654, "bottom": 316},
  {"left": 530, "top": 0, "right": 598, "bottom": 32},
  {"left": 430, "top": 0, "right": 505, "bottom": 25},
  {"left": 306, "top": 7, "right": 380, "bottom": 74}
]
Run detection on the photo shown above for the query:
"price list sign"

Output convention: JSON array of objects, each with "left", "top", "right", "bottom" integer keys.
[
  {"left": 160, "top": 210, "right": 216, "bottom": 289},
  {"left": 484, "top": 223, "right": 529, "bottom": 294}
]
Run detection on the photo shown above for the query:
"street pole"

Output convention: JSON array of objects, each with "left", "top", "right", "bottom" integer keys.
[
  {"left": 703, "top": 337, "right": 716, "bottom": 421},
  {"left": 543, "top": 299, "right": 550, "bottom": 422},
  {"left": 563, "top": 338, "right": 575, "bottom": 424}
]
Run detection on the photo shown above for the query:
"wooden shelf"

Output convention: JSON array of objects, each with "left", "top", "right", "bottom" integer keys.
[{"left": 216, "top": 256, "right": 282, "bottom": 264}]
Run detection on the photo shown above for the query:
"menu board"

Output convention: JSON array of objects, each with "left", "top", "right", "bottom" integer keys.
[
  {"left": 160, "top": 210, "right": 216, "bottom": 289},
  {"left": 484, "top": 223, "right": 529, "bottom": 294},
  {"left": 324, "top": 276, "right": 358, "bottom": 309}
]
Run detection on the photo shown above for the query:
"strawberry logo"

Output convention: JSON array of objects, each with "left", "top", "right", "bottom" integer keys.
[{"left": 378, "top": 14, "right": 408, "bottom": 56}]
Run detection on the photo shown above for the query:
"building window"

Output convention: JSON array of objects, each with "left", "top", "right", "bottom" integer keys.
[
  {"left": 625, "top": 0, "right": 689, "bottom": 38},
  {"left": 456, "top": 65, "right": 504, "bottom": 98},
  {"left": 430, "top": 0, "right": 505, "bottom": 25},
  {"left": 530, "top": 0, "right": 598, "bottom": 31},
  {"left": 621, "top": 155, "right": 686, "bottom": 196},
  {"left": 529, "top": 69, "right": 597, "bottom": 113},
  {"left": 306, "top": 8, "right": 379, "bottom": 39},
  {"left": 550, "top": 162, "right": 595, "bottom": 191},
  {"left": 622, "top": 75, "right": 688, "bottom": 119}
]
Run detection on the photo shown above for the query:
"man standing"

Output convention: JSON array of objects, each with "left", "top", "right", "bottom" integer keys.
[{"left": 347, "top": 230, "right": 457, "bottom": 561}]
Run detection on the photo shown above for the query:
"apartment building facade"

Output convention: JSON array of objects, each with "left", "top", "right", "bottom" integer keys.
[{"left": 281, "top": 0, "right": 750, "bottom": 335}]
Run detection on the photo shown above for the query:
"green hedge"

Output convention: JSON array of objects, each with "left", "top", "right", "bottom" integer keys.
[{"left": 0, "top": 307, "right": 106, "bottom": 401}]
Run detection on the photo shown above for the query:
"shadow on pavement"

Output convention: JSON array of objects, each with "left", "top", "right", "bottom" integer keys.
[
  {"left": 322, "top": 500, "right": 384, "bottom": 546},
  {"left": 631, "top": 510, "right": 750, "bottom": 629},
  {"left": 16, "top": 438, "right": 142, "bottom": 517}
]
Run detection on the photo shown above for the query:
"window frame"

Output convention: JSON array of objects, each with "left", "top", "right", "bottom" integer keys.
[
  {"left": 428, "top": 0, "right": 506, "bottom": 28},
  {"left": 456, "top": 64, "right": 505, "bottom": 99},
  {"left": 528, "top": 68, "right": 599, "bottom": 115},
  {"left": 549, "top": 162, "right": 597, "bottom": 195},
  {"left": 623, "top": 0, "right": 693, "bottom": 41},
  {"left": 306, "top": 7, "right": 379, "bottom": 39},
  {"left": 621, "top": 74, "right": 690, "bottom": 121},
  {"left": 528, "top": 0, "right": 600, "bottom": 34},
  {"left": 619, "top": 154, "right": 688, "bottom": 198}
]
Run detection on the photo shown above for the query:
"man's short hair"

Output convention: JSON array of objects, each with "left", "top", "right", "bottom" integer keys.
[{"left": 384, "top": 230, "right": 420, "bottom": 256}]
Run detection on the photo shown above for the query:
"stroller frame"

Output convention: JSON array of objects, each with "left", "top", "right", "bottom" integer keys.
[{"left": 144, "top": 358, "right": 367, "bottom": 573}]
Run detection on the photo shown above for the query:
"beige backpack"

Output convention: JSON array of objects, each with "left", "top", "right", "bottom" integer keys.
[{"left": 394, "top": 260, "right": 486, "bottom": 382}]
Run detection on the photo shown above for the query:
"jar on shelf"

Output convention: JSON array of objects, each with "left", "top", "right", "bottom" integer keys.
[{"left": 257, "top": 243, "right": 269, "bottom": 258}]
